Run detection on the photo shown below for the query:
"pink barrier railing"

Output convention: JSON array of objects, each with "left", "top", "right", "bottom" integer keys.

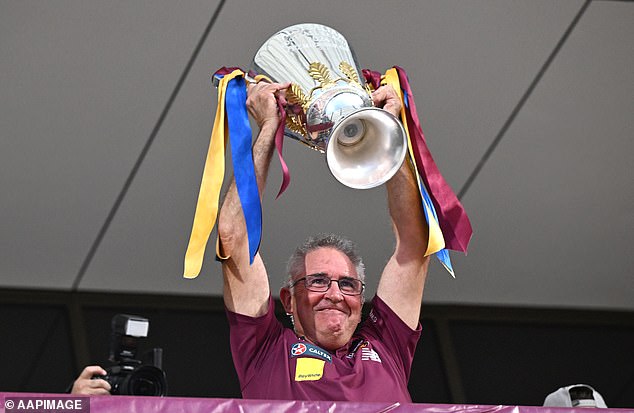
[{"left": 1, "top": 393, "right": 631, "bottom": 412}]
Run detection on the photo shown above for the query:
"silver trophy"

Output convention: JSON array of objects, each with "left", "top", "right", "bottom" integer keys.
[{"left": 250, "top": 23, "right": 407, "bottom": 189}]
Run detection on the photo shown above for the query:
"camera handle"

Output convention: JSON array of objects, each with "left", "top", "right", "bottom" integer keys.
[{"left": 150, "top": 348, "right": 163, "bottom": 370}]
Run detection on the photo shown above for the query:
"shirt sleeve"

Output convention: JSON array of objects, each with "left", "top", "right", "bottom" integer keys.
[
  {"left": 225, "top": 295, "right": 284, "bottom": 389},
  {"left": 361, "top": 295, "right": 422, "bottom": 381}
]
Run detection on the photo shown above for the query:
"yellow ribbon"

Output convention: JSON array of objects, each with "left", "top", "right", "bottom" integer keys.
[
  {"left": 383, "top": 68, "right": 445, "bottom": 257},
  {"left": 183, "top": 69, "right": 245, "bottom": 278}
]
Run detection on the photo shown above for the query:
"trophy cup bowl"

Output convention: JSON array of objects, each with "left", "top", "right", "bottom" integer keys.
[{"left": 250, "top": 23, "right": 407, "bottom": 189}]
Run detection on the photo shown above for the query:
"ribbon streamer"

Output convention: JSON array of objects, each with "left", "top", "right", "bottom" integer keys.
[
  {"left": 394, "top": 66, "right": 473, "bottom": 253},
  {"left": 183, "top": 69, "right": 262, "bottom": 278},
  {"left": 183, "top": 71, "right": 232, "bottom": 278},
  {"left": 225, "top": 76, "right": 262, "bottom": 264},
  {"left": 380, "top": 69, "right": 454, "bottom": 276},
  {"left": 381, "top": 70, "right": 445, "bottom": 255},
  {"left": 274, "top": 98, "right": 290, "bottom": 198}
]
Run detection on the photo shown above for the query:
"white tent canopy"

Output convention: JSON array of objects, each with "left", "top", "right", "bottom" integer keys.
[{"left": 1, "top": 0, "right": 632, "bottom": 310}]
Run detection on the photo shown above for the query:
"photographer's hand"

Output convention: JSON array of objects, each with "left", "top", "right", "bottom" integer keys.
[{"left": 70, "top": 365, "right": 112, "bottom": 395}]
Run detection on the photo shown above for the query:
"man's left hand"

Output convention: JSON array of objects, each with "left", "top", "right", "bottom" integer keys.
[{"left": 371, "top": 85, "right": 402, "bottom": 118}]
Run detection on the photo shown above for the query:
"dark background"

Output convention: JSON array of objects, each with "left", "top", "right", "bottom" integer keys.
[{"left": 2, "top": 288, "right": 632, "bottom": 408}]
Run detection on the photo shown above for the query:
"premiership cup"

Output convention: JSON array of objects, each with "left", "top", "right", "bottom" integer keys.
[{"left": 250, "top": 23, "right": 407, "bottom": 189}]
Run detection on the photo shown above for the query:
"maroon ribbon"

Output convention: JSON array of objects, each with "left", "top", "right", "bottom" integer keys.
[
  {"left": 362, "top": 69, "right": 382, "bottom": 90},
  {"left": 213, "top": 66, "right": 243, "bottom": 83},
  {"left": 393, "top": 66, "right": 472, "bottom": 253},
  {"left": 274, "top": 97, "right": 290, "bottom": 198}
]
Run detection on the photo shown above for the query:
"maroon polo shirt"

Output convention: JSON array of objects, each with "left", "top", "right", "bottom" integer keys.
[{"left": 226, "top": 295, "right": 422, "bottom": 402}]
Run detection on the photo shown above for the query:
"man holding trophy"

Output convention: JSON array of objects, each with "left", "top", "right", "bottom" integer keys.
[
  {"left": 184, "top": 24, "right": 472, "bottom": 402},
  {"left": 218, "top": 81, "right": 428, "bottom": 403}
]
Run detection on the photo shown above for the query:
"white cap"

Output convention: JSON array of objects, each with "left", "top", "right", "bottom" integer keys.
[{"left": 543, "top": 384, "right": 608, "bottom": 408}]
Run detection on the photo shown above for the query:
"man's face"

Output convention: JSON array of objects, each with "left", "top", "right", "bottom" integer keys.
[{"left": 282, "top": 247, "right": 363, "bottom": 351}]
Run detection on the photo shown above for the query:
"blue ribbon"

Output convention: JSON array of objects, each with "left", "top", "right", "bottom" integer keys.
[
  {"left": 225, "top": 76, "right": 262, "bottom": 264},
  {"left": 418, "top": 178, "right": 454, "bottom": 276}
]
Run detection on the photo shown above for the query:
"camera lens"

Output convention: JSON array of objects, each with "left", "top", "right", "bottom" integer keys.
[
  {"left": 121, "top": 366, "right": 167, "bottom": 396},
  {"left": 101, "top": 365, "right": 167, "bottom": 396}
]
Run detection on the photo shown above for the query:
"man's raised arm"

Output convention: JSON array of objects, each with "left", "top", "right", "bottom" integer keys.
[
  {"left": 217, "top": 81, "right": 289, "bottom": 317},
  {"left": 373, "top": 85, "right": 431, "bottom": 329}
]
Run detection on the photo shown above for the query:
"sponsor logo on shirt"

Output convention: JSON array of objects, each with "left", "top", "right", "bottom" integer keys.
[
  {"left": 361, "top": 347, "right": 382, "bottom": 363},
  {"left": 290, "top": 343, "right": 307, "bottom": 356},
  {"left": 295, "top": 358, "right": 325, "bottom": 381},
  {"left": 290, "top": 342, "right": 332, "bottom": 363}
]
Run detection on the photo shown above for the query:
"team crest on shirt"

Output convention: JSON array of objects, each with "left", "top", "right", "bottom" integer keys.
[{"left": 289, "top": 342, "right": 332, "bottom": 363}]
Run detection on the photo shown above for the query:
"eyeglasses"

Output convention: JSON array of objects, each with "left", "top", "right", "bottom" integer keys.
[{"left": 290, "top": 273, "right": 365, "bottom": 296}]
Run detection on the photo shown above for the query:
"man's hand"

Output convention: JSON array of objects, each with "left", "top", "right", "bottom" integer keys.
[
  {"left": 246, "top": 81, "right": 290, "bottom": 131},
  {"left": 70, "top": 365, "right": 111, "bottom": 395},
  {"left": 371, "top": 85, "right": 402, "bottom": 118}
]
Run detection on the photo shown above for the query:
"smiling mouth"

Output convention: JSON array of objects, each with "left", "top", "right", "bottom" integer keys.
[{"left": 317, "top": 308, "right": 346, "bottom": 314}]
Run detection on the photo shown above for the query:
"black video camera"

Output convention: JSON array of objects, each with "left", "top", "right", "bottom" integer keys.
[{"left": 93, "top": 314, "right": 167, "bottom": 396}]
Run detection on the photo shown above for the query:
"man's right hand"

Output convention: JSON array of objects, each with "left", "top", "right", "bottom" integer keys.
[
  {"left": 246, "top": 81, "right": 290, "bottom": 130},
  {"left": 70, "top": 365, "right": 112, "bottom": 395}
]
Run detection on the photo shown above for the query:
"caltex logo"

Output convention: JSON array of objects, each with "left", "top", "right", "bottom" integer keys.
[{"left": 291, "top": 343, "right": 307, "bottom": 356}]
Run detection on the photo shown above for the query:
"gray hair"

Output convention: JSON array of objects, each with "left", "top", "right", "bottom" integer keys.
[{"left": 284, "top": 233, "right": 366, "bottom": 290}]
